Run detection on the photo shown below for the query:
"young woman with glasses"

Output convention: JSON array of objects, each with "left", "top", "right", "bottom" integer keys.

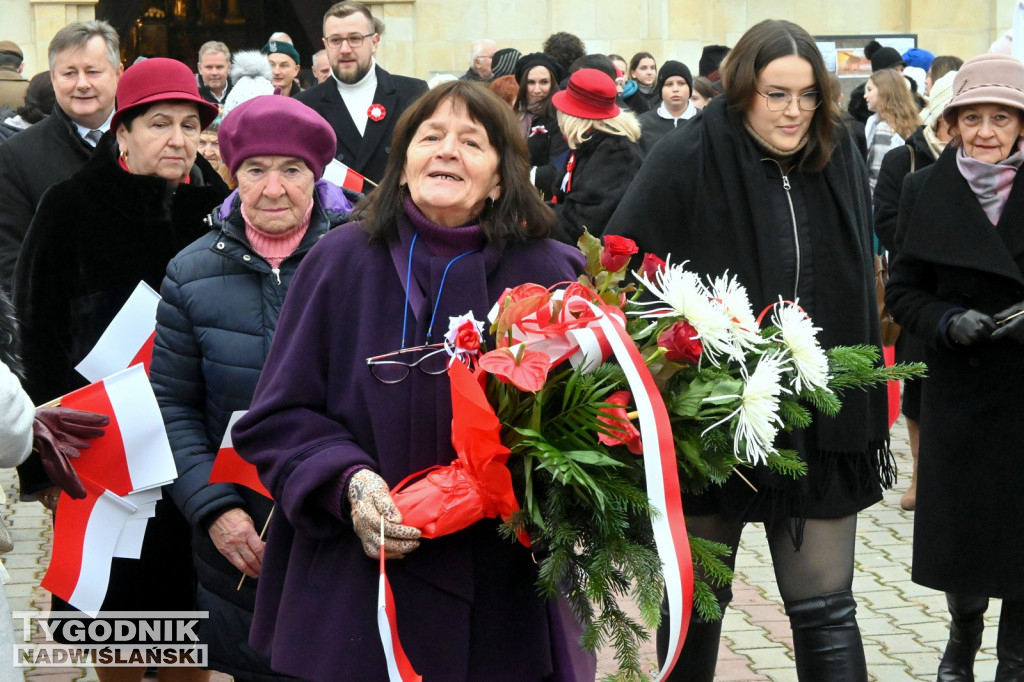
[{"left": 607, "top": 19, "right": 888, "bottom": 681}]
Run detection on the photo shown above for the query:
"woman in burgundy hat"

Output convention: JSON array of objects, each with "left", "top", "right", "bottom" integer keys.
[
  {"left": 550, "top": 68, "right": 644, "bottom": 244},
  {"left": 14, "top": 57, "right": 228, "bottom": 682}
]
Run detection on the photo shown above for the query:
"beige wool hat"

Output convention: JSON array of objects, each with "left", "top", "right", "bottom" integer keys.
[
  {"left": 944, "top": 54, "right": 1024, "bottom": 116},
  {"left": 923, "top": 70, "right": 957, "bottom": 128}
]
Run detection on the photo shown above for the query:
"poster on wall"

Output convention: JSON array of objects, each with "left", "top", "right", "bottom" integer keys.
[{"left": 814, "top": 34, "right": 918, "bottom": 77}]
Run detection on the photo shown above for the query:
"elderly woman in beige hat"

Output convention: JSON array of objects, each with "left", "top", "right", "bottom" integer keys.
[{"left": 887, "top": 53, "right": 1024, "bottom": 681}]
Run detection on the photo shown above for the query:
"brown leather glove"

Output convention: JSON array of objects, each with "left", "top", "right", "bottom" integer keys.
[
  {"left": 346, "top": 469, "right": 421, "bottom": 559},
  {"left": 33, "top": 407, "right": 109, "bottom": 499}
]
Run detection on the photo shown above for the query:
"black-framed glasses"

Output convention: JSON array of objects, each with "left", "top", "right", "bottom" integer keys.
[
  {"left": 325, "top": 33, "right": 375, "bottom": 49},
  {"left": 366, "top": 344, "right": 452, "bottom": 384},
  {"left": 757, "top": 90, "right": 821, "bottom": 111}
]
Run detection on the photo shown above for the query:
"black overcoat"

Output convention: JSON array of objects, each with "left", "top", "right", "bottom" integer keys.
[
  {"left": 0, "top": 104, "right": 95, "bottom": 289},
  {"left": 886, "top": 146, "right": 1024, "bottom": 598},
  {"left": 12, "top": 136, "right": 229, "bottom": 620},
  {"left": 296, "top": 65, "right": 427, "bottom": 185}
]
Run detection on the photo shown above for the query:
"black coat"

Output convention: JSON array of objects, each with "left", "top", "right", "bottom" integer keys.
[
  {"left": 525, "top": 111, "right": 570, "bottom": 198},
  {"left": 637, "top": 108, "right": 695, "bottom": 153},
  {"left": 606, "top": 95, "right": 890, "bottom": 524},
  {"left": 873, "top": 125, "right": 936, "bottom": 253},
  {"left": 886, "top": 148, "right": 1024, "bottom": 598},
  {"left": 551, "top": 131, "right": 644, "bottom": 244},
  {"left": 296, "top": 66, "right": 427, "bottom": 185},
  {"left": 13, "top": 135, "right": 229, "bottom": 620},
  {"left": 0, "top": 104, "right": 96, "bottom": 290},
  {"left": 150, "top": 182, "right": 352, "bottom": 680}
]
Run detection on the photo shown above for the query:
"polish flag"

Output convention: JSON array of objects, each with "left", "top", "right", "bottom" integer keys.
[
  {"left": 210, "top": 411, "right": 272, "bottom": 499},
  {"left": 61, "top": 365, "right": 178, "bottom": 497},
  {"left": 75, "top": 281, "right": 160, "bottom": 383},
  {"left": 377, "top": 519, "right": 421, "bottom": 682},
  {"left": 42, "top": 477, "right": 137, "bottom": 616},
  {"left": 324, "top": 159, "right": 367, "bottom": 193}
]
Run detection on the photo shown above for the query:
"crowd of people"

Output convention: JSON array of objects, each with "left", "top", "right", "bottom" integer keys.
[{"left": 0, "top": 2, "right": 1022, "bottom": 681}]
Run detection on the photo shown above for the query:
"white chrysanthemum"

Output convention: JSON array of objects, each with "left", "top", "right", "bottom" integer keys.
[
  {"left": 709, "top": 272, "right": 765, "bottom": 353},
  {"left": 734, "top": 352, "right": 791, "bottom": 465},
  {"left": 772, "top": 300, "right": 831, "bottom": 393},
  {"left": 637, "top": 259, "right": 739, "bottom": 363}
]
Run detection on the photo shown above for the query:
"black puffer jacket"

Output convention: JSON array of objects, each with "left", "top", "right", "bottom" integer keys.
[
  {"left": 552, "top": 130, "right": 644, "bottom": 244},
  {"left": 149, "top": 181, "right": 355, "bottom": 681}
]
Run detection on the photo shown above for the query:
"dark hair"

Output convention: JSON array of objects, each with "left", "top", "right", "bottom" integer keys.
[
  {"left": 17, "top": 72, "right": 55, "bottom": 124},
  {"left": 323, "top": 1, "right": 380, "bottom": 34},
  {"left": 514, "top": 64, "right": 559, "bottom": 118},
  {"left": 569, "top": 54, "right": 616, "bottom": 80},
  {"left": 0, "top": 53, "right": 21, "bottom": 70},
  {"left": 628, "top": 52, "right": 656, "bottom": 78},
  {"left": 542, "top": 32, "right": 586, "bottom": 74},
  {"left": 607, "top": 54, "right": 625, "bottom": 64},
  {"left": 721, "top": 19, "right": 837, "bottom": 173},
  {"left": 359, "top": 81, "right": 554, "bottom": 244},
  {"left": 928, "top": 55, "right": 963, "bottom": 83},
  {"left": 692, "top": 75, "right": 717, "bottom": 100}
]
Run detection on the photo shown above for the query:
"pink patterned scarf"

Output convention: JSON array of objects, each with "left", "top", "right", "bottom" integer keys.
[{"left": 956, "top": 140, "right": 1024, "bottom": 225}]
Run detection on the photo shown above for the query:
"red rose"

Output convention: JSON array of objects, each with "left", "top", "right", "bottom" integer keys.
[
  {"left": 454, "top": 321, "right": 481, "bottom": 352},
  {"left": 658, "top": 321, "right": 703, "bottom": 364},
  {"left": 640, "top": 253, "right": 667, "bottom": 282},
  {"left": 600, "top": 235, "right": 639, "bottom": 272}
]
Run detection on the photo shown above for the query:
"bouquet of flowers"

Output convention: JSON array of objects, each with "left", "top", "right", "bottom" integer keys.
[{"left": 391, "top": 231, "right": 924, "bottom": 681}]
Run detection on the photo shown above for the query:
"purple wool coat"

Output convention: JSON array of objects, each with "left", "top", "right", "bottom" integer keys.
[{"left": 233, "top": 212, "right": 590, "bottom": 682}]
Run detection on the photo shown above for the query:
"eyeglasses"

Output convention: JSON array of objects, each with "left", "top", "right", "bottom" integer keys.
[
  {"left": 325, "top": 33, "right": 375, "bottom": 49},
  {"left": 757, "top": 90, "right": 822, "bottom": 111},
  {"left": 366, "top": 343, "right": 452, "bottom": 384}
]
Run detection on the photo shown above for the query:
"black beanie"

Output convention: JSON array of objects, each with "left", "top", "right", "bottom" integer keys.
[
  {"left": 514, "top": 52, "right": 564, "bottom": 86},
  {"left": 699, "top": 45, "right": 729, "bottom": 80},
  {"left": 871, "top": 46, "right": 904, "bottom": 72},
  {"left": 657, "top": 60, "right": 693, "bottom": 97}
]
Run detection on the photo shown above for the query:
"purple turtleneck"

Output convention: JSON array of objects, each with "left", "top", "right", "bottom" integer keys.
[{"left": 403, "top": 195, "right": 487, "bottom": 258}]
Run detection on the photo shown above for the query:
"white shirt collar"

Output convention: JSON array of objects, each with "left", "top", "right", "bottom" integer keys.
[{"left": 75, "top": 109, "right": 115, "bottom": 144}]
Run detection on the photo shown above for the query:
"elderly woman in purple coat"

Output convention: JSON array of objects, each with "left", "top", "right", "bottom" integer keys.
[{"left": 233, "top": 81, "right": 592, "bottom": 681}]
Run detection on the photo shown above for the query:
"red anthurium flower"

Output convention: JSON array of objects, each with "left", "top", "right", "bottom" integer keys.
[
  {"left": 478, "top": 344, "right": 551, "bottom": 393},
  {"left": 597, "top": 390, "right": 643, "bottom": 455},
  {"left": 600, "top": 235, "right": 639, "bottom": 272},
  {"left": 657, "top": 321, "right": 703, "bottom": 364},
  {"left": 640, "top": 253, "right": 667, "bottom": 282},
  {"left": 494, "top": 284, "right": 552, "bottom": 340}
]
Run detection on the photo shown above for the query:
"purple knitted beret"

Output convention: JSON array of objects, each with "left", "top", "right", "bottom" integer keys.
[{"left": 219, "top": 95, "right": 337, "bottom": 179}]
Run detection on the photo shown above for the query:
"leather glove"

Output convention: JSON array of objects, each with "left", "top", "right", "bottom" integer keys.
[
  {"left": 33, "top": 407, "right": 109, "bottom": 500},
  {"left": 346, "top": 469, "right": 421, "bottom": 559},
  {"left": 946, "top": 309, "right": 996, "bottom": 346},
  {"left": 991, "top": 301, "right": 1024, "bottom": 343}
]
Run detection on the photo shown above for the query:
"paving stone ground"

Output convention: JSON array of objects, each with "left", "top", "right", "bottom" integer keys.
[{"left": 1, "top": 416, "right": 1001, "bottom": 681}]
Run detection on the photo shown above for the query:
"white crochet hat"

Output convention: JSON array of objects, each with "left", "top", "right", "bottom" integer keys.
[{"left": 923, "top": 70, "right": 957, "bottom": 128}]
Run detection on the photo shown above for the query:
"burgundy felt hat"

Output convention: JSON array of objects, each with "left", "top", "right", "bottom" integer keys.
[
  {"left": 219, "top": 95, "right": 337, "bottom": 179},
  {"left": 552, "top": 68, "right": 620, "bottom": 120},
  {"left": 111, "top": 58, "right": 220, "bottom": 131}
]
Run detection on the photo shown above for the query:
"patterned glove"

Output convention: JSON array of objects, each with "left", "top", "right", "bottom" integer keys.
[{"left": 346, "top": 469, "right": 421, "bottom": 559}]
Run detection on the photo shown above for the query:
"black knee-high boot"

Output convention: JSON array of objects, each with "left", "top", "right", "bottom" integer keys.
[
  {"left": 996, "top": 599, "right": 1024, "bottom": 682},
  {"left": 656, "top": 585, "right": 733, "bottom": 682},
  {"left": 784, "top": 589, "right": 867, "bottom": 682},
  {"left": 938, "top": 593, "right": 988, "bottom": 682}
]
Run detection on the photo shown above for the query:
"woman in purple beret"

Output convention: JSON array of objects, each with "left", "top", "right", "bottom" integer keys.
[
  {"left": 233, "top": 81, "right": 592, "bottom": 681},
  {"left": 150, "top": 94, "right": 356, "bottom": 681}
]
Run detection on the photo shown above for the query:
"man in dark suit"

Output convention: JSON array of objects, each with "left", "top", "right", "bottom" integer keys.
[
  {"left": 296, "top": 1, "right": 427, "bottom": 186},
  {"left": 0, "top": 20, "right": 122, "bottom": 290}
]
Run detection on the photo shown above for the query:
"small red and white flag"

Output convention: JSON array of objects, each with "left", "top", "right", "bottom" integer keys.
[
  {"left": 210, "top": 411, "right": 272, "bottom": 499},
  {"left": 377, "top": 518, "right": 421, "bottom": 682},
  {"left": 75, "top": 281, "right": 160, "bottom": 383},
  {"left": 323, "top": 159, "right": 367, "bottom": 193},
  {"left": 61, "top": 365, "right": 178, "bottom": 497},
  {"left": 42, "top": 477, "right": 137, "bottom": 616}
]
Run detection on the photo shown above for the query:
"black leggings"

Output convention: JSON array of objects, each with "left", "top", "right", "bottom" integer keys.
[{"left": 685, "top": 512, "right": 857, "bottom": 603}]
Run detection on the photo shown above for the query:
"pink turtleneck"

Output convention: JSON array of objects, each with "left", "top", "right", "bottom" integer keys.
[{"left": 242, "top": 199, "right": 314, "bottom": 268}]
